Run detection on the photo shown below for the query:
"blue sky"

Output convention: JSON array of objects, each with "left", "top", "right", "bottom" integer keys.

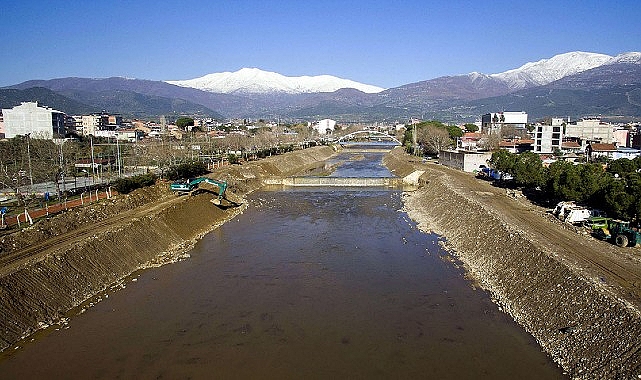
[{"left": 2, "top": 0, "right": 639, "bottom": 89}]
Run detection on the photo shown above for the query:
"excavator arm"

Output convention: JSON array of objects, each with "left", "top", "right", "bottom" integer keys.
[{"left": 170, "top": 177, "right": 228, "bottom": 205}]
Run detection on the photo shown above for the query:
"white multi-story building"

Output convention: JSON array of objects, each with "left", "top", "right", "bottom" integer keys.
[
  {"left": 0, "top": 110, "right": 5, "bottom": 138},
  {"left": 81, "top": 114, "right": 109, "bottom": 136},
  {"left": 1, "top": 102, "right": 66, "bottom": 139},
  {"left": 312, "top": 119, "right": 336, "bottom": 135},
  {"left": 565, "top": 117, "right": 613, "bottom": 142},
  {"left": 534, "top": 118, "right": 564, "bottom": 154},
  {"left": 481, "top": 111, "right": 528, "bottom": 134}
]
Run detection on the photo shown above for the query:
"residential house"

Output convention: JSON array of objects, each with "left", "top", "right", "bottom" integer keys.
[
  {"left": 499, "top": 139, "right": 534, "bottom": 154},
  {"left": 587, "top": 143, "right": 617, "bottom": 161},
  {"left": 438, "top": 149, "right": 492, "bottom": 172},
  {"left": 613, "top": 128, "right": 630, "bottom": 147},
  {"left": 459, "top": 132, "right": 482, "bottom": 150},
  {"left": 0, "top": 110, "right": 4, "bottom": 138},
  {"left": 561, "top": 140, "right": 583, "bottom": 155}
]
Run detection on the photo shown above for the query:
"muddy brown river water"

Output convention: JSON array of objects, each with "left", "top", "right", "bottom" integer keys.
[{"left": 0, "top": 151, "right": 566, "bottom": 379}]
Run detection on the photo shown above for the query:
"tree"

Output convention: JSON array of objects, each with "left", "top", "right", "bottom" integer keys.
[
  {"left": 446, "top": 125, "right": 463, "bottom": 140},
  {"left": 416, "top": 124, "right": 452, "bottom": 155},
  {"left": 490, "top": 150, "right": 517, "bottom": 174},
  {"left": 464, "top": 123, "right": 479, "bottom": 133},
  {"left": 513, "top": 152, "right": 545, "bottom": 189},
  {"left": 608, "top": 158, "right": 636, "bottom": 177},
  {"left": 603, "top": 177, "right": 635, "bottom": 220},
  {"left": 478, "top": 133, "right": 501, "bottom": 150},
  {"left": 175, "top": 117, "right": 195, "bottom": 129}
]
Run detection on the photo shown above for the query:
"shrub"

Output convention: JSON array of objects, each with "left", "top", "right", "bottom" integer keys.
[
  {"left": 165, "top": 162, "right": 209, "bottom": 180},
  {"left": 112, "top": 173, "right": 158, "bottom": 194}
]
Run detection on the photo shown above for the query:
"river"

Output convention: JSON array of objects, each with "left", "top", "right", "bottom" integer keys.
[{"left": 0, "top": 150, "right": 565, "bottom": 379}]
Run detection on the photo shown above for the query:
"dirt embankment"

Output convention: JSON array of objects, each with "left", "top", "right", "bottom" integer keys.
[
  {"left": 385, "top": 148, "right": 641, "bottom": 379},
  {"left": 0, "top": 146, "right": 337, "bottom": 352}
]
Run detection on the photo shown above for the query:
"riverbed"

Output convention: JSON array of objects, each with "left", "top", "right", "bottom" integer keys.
[{"left": 0, "top": 150, "right": 565, "bottom": 379}]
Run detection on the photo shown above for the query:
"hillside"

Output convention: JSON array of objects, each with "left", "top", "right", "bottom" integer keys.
[
  {"left": 0, "top": 87, "right": 96, "bottom": 115},
  {"left": 1, "top": 81, "right": 224, "bottom": 119},
  {"left": 3, "top": 51, "right": 641, "bottom": 121}
]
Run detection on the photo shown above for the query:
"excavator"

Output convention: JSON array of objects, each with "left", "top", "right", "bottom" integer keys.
[{"left": 170, "top": 177, "right": 229, "bottom": 206}]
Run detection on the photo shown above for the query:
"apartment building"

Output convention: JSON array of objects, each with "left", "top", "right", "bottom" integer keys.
[
  {"left": 565, "top": 117, "right": 613, "bottom": 142},
  {"left": 1, "top": 102, "right": 66, "bottom": 139},
  {"left": 533, "top": 118, "right": 564, "bottom": 154}
]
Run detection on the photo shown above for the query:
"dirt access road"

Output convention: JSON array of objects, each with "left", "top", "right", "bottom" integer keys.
[
  {"left": 0, "top": 187, "right": 187, "bottom": 278},
  {"left": 416, "top": 159, "right": 641, "bottom": 311}
]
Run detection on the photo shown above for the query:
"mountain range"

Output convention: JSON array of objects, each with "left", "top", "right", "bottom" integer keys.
[
  {"left": 2, "top": 51, "right": 640, "bottom": 122},
  {"left": 167, "top": 67, "right": 385, "bottom": 94}
]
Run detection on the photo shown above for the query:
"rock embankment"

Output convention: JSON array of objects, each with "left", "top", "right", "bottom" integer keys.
[
  {"left": 385, "top": 148, "right": 641, "bottom": 379},
  {"left": 0, "top": 146, "right": 336, "bottom": 352}
]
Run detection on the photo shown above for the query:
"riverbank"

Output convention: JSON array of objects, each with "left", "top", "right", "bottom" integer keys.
[
  {"left": 385, "top": 148, "right": 641, "bottom": 379},
  {"left": 0, "top": 146, "right": 337, "bottom": 352}
]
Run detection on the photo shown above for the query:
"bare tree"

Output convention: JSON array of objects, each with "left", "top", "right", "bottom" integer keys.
[{"left": 417, "top": 125, "right": 452, "bottom": 155}]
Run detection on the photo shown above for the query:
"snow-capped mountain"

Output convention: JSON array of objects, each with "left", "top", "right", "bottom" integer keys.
[
  {"left": 167, "top": 68, "right": 385, "bottom": 95},
  {"left": 606, "top": 52, "right": 641, "bottom": 64},
  {"left": 490, "top": 51, "right": 613, "bottom": 89}
]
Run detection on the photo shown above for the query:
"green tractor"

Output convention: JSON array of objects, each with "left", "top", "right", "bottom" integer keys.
[{"left": 593, "top": 219, "right": 641, "bottom": 248}]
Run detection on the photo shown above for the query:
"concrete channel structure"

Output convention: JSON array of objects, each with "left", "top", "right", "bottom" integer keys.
[{"left": 265, "top": 176, "right": 405, "bottom": 187}]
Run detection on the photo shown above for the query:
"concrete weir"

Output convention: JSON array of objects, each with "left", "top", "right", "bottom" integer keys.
[{"left": 265, "top": 176, "right": 404, "bottom": 187}]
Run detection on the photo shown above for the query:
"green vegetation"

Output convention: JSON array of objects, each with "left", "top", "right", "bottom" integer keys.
[
  {"left": 464, "top": 123, "right": 478, "bottom": 133},
  {"left": 227, "top": 154, "right": 240, "bottom": 165},
  {"left": 490, "top": 151, "right": 641, "bottom": 222},
  {"left": 402, "top": 120, "right": 461, "bottom": 155},
  {"left": 175, "top": 117, "right": 195, "bottom": 129},
  {"left": 165, "top": 162, "right": 209, "bottom": 181},
  {"left": 112, "top": 173, "right": 157, "bottom": 194}
]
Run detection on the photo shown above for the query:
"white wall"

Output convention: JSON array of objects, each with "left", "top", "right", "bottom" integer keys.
[{"left": 2, "top": 102, "right": 57, "bottom": 139}]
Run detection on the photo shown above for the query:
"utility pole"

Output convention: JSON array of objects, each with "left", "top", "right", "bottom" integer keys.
[
  {"left": 26, "top": 133, "right": 33, "bottom": 188},
  {"left": 90, "top": 136, "right": 96, "bottom": 177},
  {"left": 116, "top": 137, "right": 122, "bottom": 177},
  {"left": 413, "top": 123, "right": 418, "bottom": 156}
]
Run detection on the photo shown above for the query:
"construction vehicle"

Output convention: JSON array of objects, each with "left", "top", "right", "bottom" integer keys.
[
  {"left": 593, "top": 219, "right": 641, "bottom": 247},
  {"left": 170, "top": 177, "right": 228, "bottom": 206},
  {"left": 584, "top": 216, "right": 610, "bottom": 230},
  {"left": 552, "top": 201, "right": 604, "bottom": 225}
]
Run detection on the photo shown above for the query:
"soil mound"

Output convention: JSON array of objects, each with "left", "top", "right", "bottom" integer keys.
[
  {"left": 0, "top": 146, "right": 336, "bottom": 352},
  {"left": 389, "top": 147, "right": 641, "bottom": 379}
]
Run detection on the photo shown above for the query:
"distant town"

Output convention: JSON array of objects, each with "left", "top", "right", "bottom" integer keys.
[
  {"left": 1, "top": 101, "right": 640, "bottom": 217},
  {"left": 2, "top": 102, "right": 639, "bottom": 160}
]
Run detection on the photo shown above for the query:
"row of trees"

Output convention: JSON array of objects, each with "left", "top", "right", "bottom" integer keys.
[
  {"left": 490, "top": 150, "right": 641, "bottom": 222},
  {"left": 402, "top": 121, "right": 464, "bottom": 155}
]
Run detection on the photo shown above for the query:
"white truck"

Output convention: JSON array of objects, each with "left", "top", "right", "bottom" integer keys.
[{"left": 553, "top": 201, "right": 603, "bottom": 225}]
